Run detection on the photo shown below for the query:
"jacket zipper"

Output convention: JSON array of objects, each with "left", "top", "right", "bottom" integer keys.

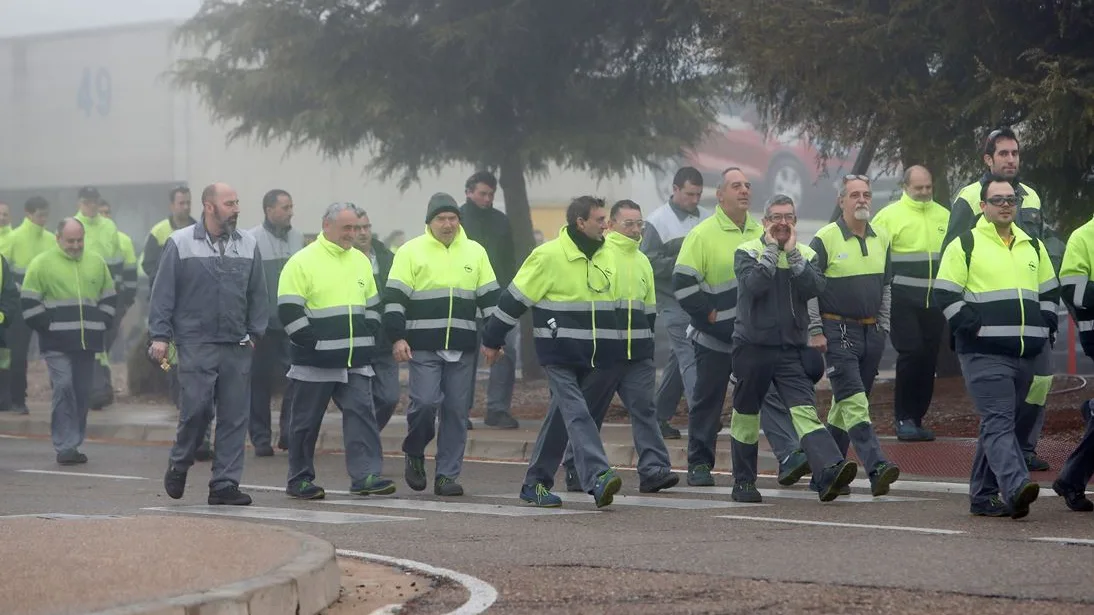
[
  {"left": 923, "top": 208, "right": 933, "bottom": 308},
  {"left": 76, "top": 260, "right": 86, "bottom": 350}
]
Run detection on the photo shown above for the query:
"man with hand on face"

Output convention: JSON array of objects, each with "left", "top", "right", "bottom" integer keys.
[
  {"left": 732, "top": 195, "right": 858, "bottom": 503},
  {"left": 808, "top": 175, "right": 901, "bottom": 497},
  {"left": 934, "top": 178, "right": 1058, "bottom": 519},
  {"left": 384, "top": 193, "right": 499, "bottom": 497},
  {"left": 352, "top": 210, "right": 399, "bottom": 431},
  {"left": 871, "top": 166, "right": 949, "bottom": 441},
  {"left": 672, "top": 168, "right": 806, "bottom": 491},
  {"left": 279, "top": 203, "right": 393, "bottom": 500},
  {"left": 555, "top": 199, "right": 678, "bottom": 494},
  {"left": 21, "top": 219, "right": 115, "bottom": 465},
  {"left": 484, "top": 197, "right": 625, "bottom": 508},
  {"left": 150, "top": 182, "right": 268, "bottom": 506}
]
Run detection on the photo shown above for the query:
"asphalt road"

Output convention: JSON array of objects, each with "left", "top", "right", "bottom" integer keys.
[{"left": 2, "top": 437, "right": 1092, "bottom": 614}]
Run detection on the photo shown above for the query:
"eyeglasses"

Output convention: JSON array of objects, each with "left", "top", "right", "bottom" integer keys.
[
  {"left": 587, "top": 261, "right": 611, "bottom": 294},
  {"left": 842, "top": 174, "right": 870, "bottom": 184},
  {"left": 620, "top": 219, "right": 645, "bottom": 229},
  {"left": 985, "top": 195, "right": 1019, "bottom": 207},
  {"left": 766, "top": 213, "right": 797, "bottom": 223}
]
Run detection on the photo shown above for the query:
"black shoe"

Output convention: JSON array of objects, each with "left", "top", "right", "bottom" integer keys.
[
  {"left": 869, "top": 462, "right": 901, "bottom": 497},
  {"left": 731, "top": 481, "right": 763, "bottom": 503},
  {"left": 287, "top": 480, "right": 326, "bottom": 500},
  {"left": 1052, "top": 480, "right": 1094, "bottom": 512},
  {"left": 687, "top": 464, "right": 715, "bottom": 487},
  {"left": 164, "top": 468, "right": 187, "bottom": 500},
  {"left": 564, "top": 466, "right": 583, "bottom": 492},
  {"left": 896, "top": 420, "right": 932, "bottom": 442},
  {"left": 276, "top": 436, "right": 288, "bottom": 451},
  {"left": 809, "top": 478, "right": 851, "bottom": 497},
  {"left": 970, "top": 495, "right": 1008, "bottom": 517},
  {"left": 1009, "top": 481, "right": 1039, "bottom": 519},
  {"left": 1024, "top": 453, "right": 1050, "bottom": 472},
  {"left": 659, "top": 420, "right": 682, "bottom": 440},
  {"left": 434, "top": 476, "right": 464, "bottom": 496},
  {"left": 777, "top": 450, "right": 810, "bottom": 486},
  {"left": 56, "top": 449, "right": 85, "bottom": 466},
  {"left": 194, "top": 441, "right": 213, "bottom": 462},
  {"left": 404, "top": 455, "right": 427, "bottom": 491},
  {"left": 816, "top": 460, "right": 857, "bottom": 502},
  {"left": 254, "top": 444, "right": 275, "bottom": 458},
  {"left": 639, "top": 469, "right": 680, "bottom": 493},
  {"left": 208, "top": 485, "right": 252, "bottom": 506},
  {"left": 484, "top": 412, "right": 519, "bottom": 429}
]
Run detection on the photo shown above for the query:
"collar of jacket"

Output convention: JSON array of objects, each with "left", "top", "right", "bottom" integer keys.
[
  {"left": 835, "top": 215, "right": 877, "bottom": 240},
  {"left": 53, "top": 243, "right": 82, "bottom": 262},
  {"left": 668, "top": 198, "right": 702, "bottom": 221},
  {"left": 558, "top": 224, "right": 604, "bottom": 261},
  {"left": 316, "top": 232, "right": 352, "bottom": 257},
  {"left": 263, "top": 218, "right": 292, "bottom": 239},
  {"left": 193, "top": 216, "right": 241, "bottom": 242},
  {"left": 171, "top": 216, "right": 197, "bottom": 231},
  {"left": 74, "top": 211, "right": 104, "bottom": 228},
  {"left": 975, "top": 213, "right": 1032, "bottom": 246},
  {"left": 714, "top": 206, "right": 760, "bottom": 233},
  {"left": 422, "top": 224, "right": 467, "bottom": 247},
  {"left": 605, "top": 231, "right": 639, "bottom": 253},
  {"left": 895, "top": 191, "right": 941, "bottom": 213},
  {"left": 461, "top": 199, "right": 494, "bottom": 217},
  {"left": 17, "top": 219, "right": 47, "bottom": 235}
]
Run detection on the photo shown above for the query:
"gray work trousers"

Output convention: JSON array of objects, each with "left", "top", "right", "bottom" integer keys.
[
  {"left": 560, "top": 359, "right": 671, "bottom": 481},
  {"left": 372, "top": 350, "right": 401, "bottom": 430},
  {"left": 821, "top": 320, "right": 888, "bottom": 472},
  {"left": 730, "top": 344, "right": 844, "bottom": 484},
  {"left": 654, "top": 306, "right": 697, "bottom": 421},
  {"left": 689, "top": 342, "right": 800, "bottom": 470},
  {"left": 287, "top": 374, "right": 384, "bottom": 487},
  {"left": 44, "top": 350, "right": 95, "bottom": 453},
  {"left": 168, "top": 343, "right": 252, "bottom": 491},
  {"left": 249, "top": 329, "right": 292, "bottom": 448},
  {"left": 525, "top": 365, "right": 613, "bottom": 491},
  {"left": 402, "top": 350, "right": 476, "bottom": 479},
  {"left": 960, "top": 352, "right": 1035, "bottom": 506},
  {"left": 1015, "top": 344, "right": 1051, "bottom": 456},
  {"left": 470, "top": 323, "right": 518, "bottom": 416},
  {"left": 1056, "top": 399, "right": 1094, "bottom": 493},
  {"left": 0, "top": 316, "right": 32, "bottom": 408}
]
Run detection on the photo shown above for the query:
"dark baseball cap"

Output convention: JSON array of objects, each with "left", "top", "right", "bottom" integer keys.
[{"left": 77, "top": 186, "right": 101, "bottom": 200}]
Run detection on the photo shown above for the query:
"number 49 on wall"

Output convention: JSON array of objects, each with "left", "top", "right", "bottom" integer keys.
[{"left": 77, "top": 67, "right": 112, "bottom": 117}]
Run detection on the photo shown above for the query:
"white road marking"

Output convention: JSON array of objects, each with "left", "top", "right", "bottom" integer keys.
[
  {"left": 0, "top": 434, "right": 30, "bottom": 439},
  {"left": 0, "top": 513, "right": 129, "bottom": 520},
  {"left": 143, "top": 505, "right": 421, "bottom": 525},
  {"left": 324, "top": 498, "right": 597, "bottom": 516},
  {"left": 1030, "top": 537, "right": 1094, "bottom": 547},
  {"left": 339, "top": 549, "right": 497, "bottom": 615},
  {"left": 18, "top": 469, "right": 148, "bottom": 481},
  {"left": 481, "top": 492, "right": 769, "bottom": 509},
  {"left": 241, "top": 483, "right": 352, "bottom": 496},
  {"left": 672, "top": 486, "right": 931, "bottom": 503},
  {"left": 715, "top": 514, "right": 965, "bottom": 535}
]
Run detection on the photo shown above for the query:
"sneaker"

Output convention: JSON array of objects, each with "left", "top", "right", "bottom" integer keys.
[
  {"left": 564, "top": 465, "right": 583, "bottom": 492},
  {"left": 194, "top": 441, "right": 213, "bottom": 462},
  {"left": 352, "top": 475, "right": 397, "bottom": 496},
  {"left": 777, "top": 450, "right": 810, "bottom": 486},
  {"left": 520, "top": 483, "right": 562, "bottom": 507},
  {"left": 1024, "top": 453, "right": 1050, "bottom": 472},
  {"left": 808, "top": 478, "right": 851, "bottom": 497},
  {"left": 254, "top": 444, "right": 275, "bottom": 458},
  {"left": 208, "top": 485, "right": 252, "bottom": 506},
  {"left": 1009, "top": 481, "right": 1040, "bottom": 519},
  {"left": 659, "top": 420, "right": 682, "bottom": 440},
  {"left": 1052, "top": 479, "right": 1094, "bottom": 512},
  {"left": 731, "top": 481, "right": 763, "bottom": 503},
  {"left": 484, "top": 412, "right": 519, "bottom": 429},
  {"left": 592, "top": 469, "right": 623, "bottom": 508},
  {"left": 916, "top": 425, "right": 936, "bottom": 441},
  {"left": 404, "top": 455, "right": 427, "bottom": 491},
  {"left": 896, "top": 420, "right": 932, "bottom": 442},
  {"left": 970, "top": 495, "right": 1009, "bottom": 517},
  {"left": 816, "top": 460, "right": 858, "bottom": 502},
  {"left": 287, "top": 480, "right": 326, "bottom": 500},
  {"left": 164, "top": 468, "right": 187, "bottom": 500},
  {"left": 869, "top": 462, "right": 901, "bottom": 497},
  {"left": 434, "top": 475, "right": 464, "bottom": 496},
  {"left": 56, "top": 449, "right": 84, "bottom": 466},
  {"left": 639, "top": 469, "right": 680, "bottom": 493},
  {"left": 687, "top": 464, "right": 715, "bottom": 487}
]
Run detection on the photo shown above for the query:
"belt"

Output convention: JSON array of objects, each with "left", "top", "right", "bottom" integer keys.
[{"left": 821, "top": 313, "right": 877, "bottom": 325}]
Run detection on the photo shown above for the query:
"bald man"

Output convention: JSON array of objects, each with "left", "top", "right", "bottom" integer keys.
[
  {"left": 871, "top": 166, "right": 950, "bottom": 440},
  {"left": 21, "top": 218, "right": 116, "bottom": 464},
  {"left": 149, "top": 182, "right": 268, "bottom": 506}
]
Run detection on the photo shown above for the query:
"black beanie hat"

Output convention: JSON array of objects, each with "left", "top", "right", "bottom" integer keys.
[{"left": 425, "top": 192, "right": 461, "bottom": 223}]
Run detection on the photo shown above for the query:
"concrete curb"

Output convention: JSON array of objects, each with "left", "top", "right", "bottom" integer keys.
[{"left": 84, "top": 523, "right": 341, "bottom": 615}]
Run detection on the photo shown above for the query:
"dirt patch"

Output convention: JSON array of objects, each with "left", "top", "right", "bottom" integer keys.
[{"left": 323, "top": 557, "right": 435, "bottom": 614}]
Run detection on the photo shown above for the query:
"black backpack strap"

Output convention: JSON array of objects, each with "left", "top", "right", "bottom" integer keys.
[{"left": 958, "top": 231, "right": 974, "bottom": 270}]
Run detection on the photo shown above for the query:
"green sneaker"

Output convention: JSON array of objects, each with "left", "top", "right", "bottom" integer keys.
[
  {"left": 287, "top": 480, "right": 326, "bottom": 500},
  {"left": 434, "top": 475, "right": 464, "bottom": 496},
  {"left": 593, "top": 468, "right": 623, "bottom": 508},
  {"left": 687, "top": 464, "right": 715, "bottom": 487},
  {"left": 777, "top": 450, "right": 810, "bottom": 486},
  {"left": 404, "top": 455, "right": 426, "bottom": 491},
  {"left": 350, "top": 474, "right": 396, "bottom": 496}
]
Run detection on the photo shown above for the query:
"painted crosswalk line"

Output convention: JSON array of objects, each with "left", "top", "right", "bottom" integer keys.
[
  {"left": 322, "top": 498, "right": 598, "bottom": 516},
  {"left": 143, "top": 505, "right": 420, "bottom": 524},
  {"left": 1030, "top": 537, "right": 1094, "bottom": 547},
  {"left": 672, "top": 486, "right": 932, "bottom": 503},
  {"left": 481, "top": 492, "right": 769, "bottom": 509},
  {"left": 715, "top": 514, "right": 964, "bottom": 535}
]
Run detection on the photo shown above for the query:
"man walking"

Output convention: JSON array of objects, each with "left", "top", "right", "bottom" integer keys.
[
  {"left": 90, "top": 199, "right": 138, "bottom": 409},
  {"left": 484, "top": 196, "right": 624, "bottom": 508},
  {"left": 731, "top": 195, "right": 858, "bottom": 503},
  {"left": 278, "top": 202, "right": 394, "bottom": 499},
  {"left": 871, "top": 166, "right": 949, "bottom": 441},
  {"left": 353, "top": 210, "right": 399, "bottom": 430},
  {"left": 934, "top": 177, "right": 1057, "bottom": 519},
  {"left": 0, "top": 244, "right": 20, "bottom": 412},
  {"left": 807, "top": 175, "right": 901, "bottom": 497},
  {"left": 150, "top": 182, "right": 268, "bottom": 506},
  {"left": 672, "top": 168, "right": 806, "bottom": 488},
  {"left": 22, "top": 218, "right": 116, "bottom": 464},
  {"left": 248, "top": 189, "right": 304, "bottom": 456},
  {"left": 385, "top": 193, "right": 499, "bottom": 496},
  {"left": 460, "top": 171, "right": 520, "bottom": 429},
  {"left": 142, "top": 187, "right": 196, "bottom": 295},
  {"left": 1, "top": 196, "right": 53, "bottom": 415},
  {"left": 642, "top": 167, "right": 711, "bottom": 438}
]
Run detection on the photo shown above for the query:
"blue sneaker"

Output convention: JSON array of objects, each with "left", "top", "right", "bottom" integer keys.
[
  {"left": 592, "top": 469, "right": 623, "bottom": 508},
  {"left": 520, "top": 483, "right": 562, "bottom": 507},
  {"left": 777, "top": 450, "right": 810, "bottom": 486},
  {"left": 350, "top": 474, "right": 396, "bottom": 496}
]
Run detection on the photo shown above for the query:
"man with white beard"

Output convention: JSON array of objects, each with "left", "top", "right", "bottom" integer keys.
[{"left": 806, "top": 175, "right": 901, "bottom": 497}]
